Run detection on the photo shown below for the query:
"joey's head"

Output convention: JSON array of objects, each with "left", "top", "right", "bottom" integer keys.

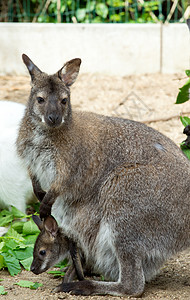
[
  {"left": 22, "top": 54, "right": 81, "bottom": 128},
  {"left": 31, "top": 215, "right": 69, "bottom": 275}
]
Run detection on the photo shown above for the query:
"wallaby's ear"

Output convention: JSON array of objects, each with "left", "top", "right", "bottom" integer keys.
[
  {"left": 32, "top": 215, "right": 43, "bottom": 231},
  {"left": 44, "top": 215, "right": 58, "bottom": 238},
  {"left": 22, "top": 54, "right": 42, "bottom": 80},
  {"left": 58, "top": 58, "right": 81, "bottom": 86}
]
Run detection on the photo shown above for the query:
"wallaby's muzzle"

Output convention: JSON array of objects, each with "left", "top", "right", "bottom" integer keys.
[
  {"left": 45, "top": 112, "right": 63, "bottom": 128},
  {"left": 30, "top": 262, "right": 40, "bottom": 275}
]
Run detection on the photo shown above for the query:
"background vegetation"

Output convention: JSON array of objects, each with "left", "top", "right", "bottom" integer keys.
[{"left": 0, "top": 0, "right": 189, "bottom": 23}]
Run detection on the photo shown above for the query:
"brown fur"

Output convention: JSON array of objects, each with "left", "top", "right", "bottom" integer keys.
[{"left": 17, "top": 54, "right": 190, "bottom": 296}]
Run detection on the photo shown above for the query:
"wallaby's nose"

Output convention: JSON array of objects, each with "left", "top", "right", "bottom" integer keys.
[{"left": 48, "top": 113, "right": 59, "bottom": 124}]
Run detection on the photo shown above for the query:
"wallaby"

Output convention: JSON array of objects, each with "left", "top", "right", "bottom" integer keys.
[
  {"left": 31, "top": 215, "right": 85, "bottom": 283},
  {"left": 0, "top": 100, "right": 35, "bottom": 213},
  {"left": 17, "top": 53, "right": 190, "bottom": 297}
]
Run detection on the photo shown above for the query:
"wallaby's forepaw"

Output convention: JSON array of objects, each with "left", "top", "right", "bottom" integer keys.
[
  {"left": 39, "top": 202, "right": 51, "bottom": 219},
  {"left": 54, "top": 281, "right": 94, "bottom": 296}
]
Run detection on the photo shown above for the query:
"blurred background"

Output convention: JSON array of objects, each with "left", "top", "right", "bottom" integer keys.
[{"left": 0, "top": 0, "right": 189, "bottom": 24}]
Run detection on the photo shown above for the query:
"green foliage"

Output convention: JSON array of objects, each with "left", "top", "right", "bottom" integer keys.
[
  {"left": 1, "top": 0, "right": 163, "bottom": 23},
  {"left": 0, "top": 206, "right": 40, "bottom": 276},
  {"left": 176, "top": 71, "right": 190, "bottom": 159},
  {"left": 176, "top": 70, "right": 190, "bottom": 104},
  {"left": 0, "top": 285, "right": 7, "bottom": 295},
  {"left": 48, "top": 259, "right": 68, "bottom": 278},
  {"left": 74, "top": 0, "right": 159, "bottom": 23},
  {"left": 180, "top": 116, "right": 190, "bottom": 127},
  {"left": 180, "top": 116, "right": 190, "bottom": 160},
  {"left": 15, "top": 280, "right": 42, "bottom": 289}
]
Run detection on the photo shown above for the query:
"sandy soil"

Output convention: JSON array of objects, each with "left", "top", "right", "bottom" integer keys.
[{"left": 1, "top": 72, "right": 190, "bottom": 299}]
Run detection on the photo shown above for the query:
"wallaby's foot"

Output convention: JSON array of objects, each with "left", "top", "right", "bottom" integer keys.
[
  {"left": 54, "top": 280, "right": 144, "bottom": 297},
  {"left": 54, "top": 280, "right": 93, "bottom": 295}
]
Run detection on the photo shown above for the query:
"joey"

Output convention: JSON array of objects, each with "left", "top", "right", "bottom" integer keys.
[{"left": 31, "top": 215, "right": 84, "bottom": 282}]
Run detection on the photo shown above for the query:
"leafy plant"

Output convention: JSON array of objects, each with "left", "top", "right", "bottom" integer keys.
[
  {"left": 176, "top": 70, "right": 190, "bottom": 158},
  {"left": 0, "top": 285, "right": 7, "bottom": 295},
  {"left": 47, "top": 260, "right": 68, "bottom": 277},
  {"left": 176, "top": 70, "right": 190, "bottom": 104},
  {"left": 0, "top": 206, "right": 40, "bottom": 276},
  {"left": 15, "top": 280, "right": 42, "bottom": 290},
  {"left": 1, "top": 0, "right": 164, "bottom": 23}
]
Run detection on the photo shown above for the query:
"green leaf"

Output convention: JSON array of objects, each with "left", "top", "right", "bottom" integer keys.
[
  {"left": 6, "top": 227, "right": 25, "bottom": 242},
  {"left": 2, "top": 253, "right": 21, "bottom": 276},
  {"left": 14, "top": 246, "right": 33, "bottom": 260},
  {"left": 24, "top": 234, "right": 38, "bottom": 245},
  {"left": 86, "top": 1, "right": 95, "bottom": 12},
  {"left": 0, "top": 242, "right": 5, "bottom": 251},
  {"left": 0, "top": 285, "right": 7, "bottom": 295},
  {"left": 0, "top": 255, "right": 5, "bottom": 270},
  {"left": 54, "top": 259, "right": 68, "bottom": 268},
  {"left": 11, "top": 221, "right": 24, "bottom": 234},
  {"left": 176, "top": 78, "right": 190, "bottom": 104},
  {"left": 30, "top": 282, "right": 43, "bottom": 290},
  {"left": 76, "top": 8, "right": 86, "bottom": 21},
  {"left": 11, "top": 206, "right": 26, "bottom": 219},
  {"left": 15, "top": 280, "right": 42, "bottom": 289},
  {"left": 48, "top": 270, "right": 66, "bottom": 277},
  {"left": 180, "top": 116, "right": 190, "bottom": 127},
  {"left": 22, "top": 219, "right": 40, "bottom": 235},
  {"left": 185, "top": 70, "right": 190, "bottom": 77},
  {"left": 96, "top": 3, "right": 108, "bottom": 18},
  {"left": 20, "top": 256, "right": 33, "bottom": 271},
  {"left": 0, "top": 210, "right": 13, "bottom": 226},
  {"left": 180, "top": 145, "right": 190, "bottom": 160},
  {"left": 4, "top": 238, "right": 19, "bottom": 250}
]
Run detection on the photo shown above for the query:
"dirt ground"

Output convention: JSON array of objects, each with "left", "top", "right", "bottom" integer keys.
[{"left": 1, "top": 72, "right": 190, "bottom": 299}]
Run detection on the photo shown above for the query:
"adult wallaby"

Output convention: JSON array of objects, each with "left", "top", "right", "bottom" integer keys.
[
  {"left": 17, "top": 53, "right": 190, "bottom": 297},
  {"left": 31, "top": 215, "right": 85, "bottom": 283}
]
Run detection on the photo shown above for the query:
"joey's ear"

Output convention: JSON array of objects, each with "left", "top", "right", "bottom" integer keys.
[
  {"left": 58, "top": 58, "right": 81, "bottom": 86},
  {"left": 44, "top": 215, "right": 58, "bottom": 238},
  {"left": 22, "top": 54, "right": 42, "bottom": 80},
  {"left": 32, "top": 215, "right": 43, "bottom": 231}
]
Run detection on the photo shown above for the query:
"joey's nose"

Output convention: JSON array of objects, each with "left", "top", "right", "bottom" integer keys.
[{"left": 30, "top": 264, "right": 35, "bottom": 272}]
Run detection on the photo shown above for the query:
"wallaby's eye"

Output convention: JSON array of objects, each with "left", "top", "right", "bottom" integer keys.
[
  {"left": 39, "top": 250, "right": 46, "bottom": 256},
  {"left": 37, "top": 97, "right": 45, "bottom": 104},
  {"left": 61, "top": 98, "right": 67, "bottom": 105}
]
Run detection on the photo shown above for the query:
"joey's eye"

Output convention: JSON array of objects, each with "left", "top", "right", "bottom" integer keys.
[
  {"left": 37, "top": 97, "right": 45, "bottom": 104},
  {"left": 61, "top": 98, "right": 67, "bottom": 105},
  {"left": 39, "top": 250, "right": 46, "bottom": 256}
]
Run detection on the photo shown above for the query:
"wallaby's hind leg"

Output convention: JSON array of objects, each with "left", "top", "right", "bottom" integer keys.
[{"left": 54, "top": 249, "right": 145, "bottom": 297}]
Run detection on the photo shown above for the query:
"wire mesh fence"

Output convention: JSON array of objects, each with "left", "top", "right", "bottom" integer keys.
[{"left": 0, "top": 0, "right": 189, "bottom": 23}]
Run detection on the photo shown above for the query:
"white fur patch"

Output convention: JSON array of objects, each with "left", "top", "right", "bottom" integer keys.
[
  {"left": 94, "top": 222, "right": 119, "bottom": 281},
  {"left": 40, "top": 256, "right": 49, "bottom": 272}
]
